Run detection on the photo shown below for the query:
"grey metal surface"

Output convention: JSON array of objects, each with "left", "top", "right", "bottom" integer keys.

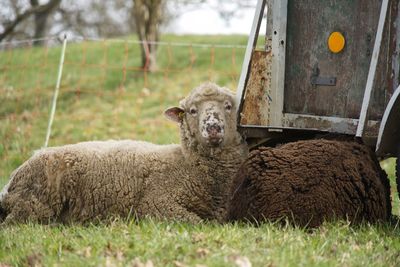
[
  {"left": 310, "top": 76, "right": 337, "bottom": 86},
  {"left": 356, "top": 0, "right": 389, "bottom": 137},
  {"left": 310, "top": 64, "right": 337, "bottom": 86},
  {"left": 283, "top": 0, "right": 396, "bottom": 120},
  {"left": 269, "top": 0, "right": 288, "bottom": 127}
]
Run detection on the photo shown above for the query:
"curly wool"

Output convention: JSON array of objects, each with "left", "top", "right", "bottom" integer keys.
[
  {"left": 227, "top": 139, "right": 391, "bottom": 227},
  {"left": 0, "top": 82, "right": 248, "bottom": 224}
]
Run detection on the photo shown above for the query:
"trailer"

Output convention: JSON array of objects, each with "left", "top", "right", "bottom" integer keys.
[{"left": 236, "top": 0, "right": 400, "bottom": 193}]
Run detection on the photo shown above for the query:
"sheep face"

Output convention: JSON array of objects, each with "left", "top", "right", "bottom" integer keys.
[
  {"left": 165, "top": 83, "right": 238, "bottom": 149},
  {"left": 191, "top": 99, "right": 232, "bottom": 147}
]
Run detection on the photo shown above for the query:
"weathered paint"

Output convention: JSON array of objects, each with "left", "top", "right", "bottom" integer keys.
[
  {"left": 236, "top": 0, "right": 267, "bottom": 111},
  {"left": 284, "top": 0, "right": 397, "bottom": 120},
  {"left": 240, "top": 50, "right": 271, "bottom": 126},
  {"left": 282, "top": 113, "right": 380, "bottom": 138}
]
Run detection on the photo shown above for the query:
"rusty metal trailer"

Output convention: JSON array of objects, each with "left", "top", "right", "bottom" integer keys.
[{"left": 236, "top": 0, "right": 400, "bottom": 187}]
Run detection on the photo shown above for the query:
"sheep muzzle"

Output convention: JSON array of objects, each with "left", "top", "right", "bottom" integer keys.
[
  {"left": 200, "top": 108, "right": 225, "bottom": 147},
  {"left": 205, "top": 124, "right": 224, "bottom": 146}
]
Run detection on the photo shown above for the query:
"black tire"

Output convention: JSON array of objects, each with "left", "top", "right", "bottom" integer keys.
[{"left": 397, "top": 153, "right": 400, "bottom": 201}]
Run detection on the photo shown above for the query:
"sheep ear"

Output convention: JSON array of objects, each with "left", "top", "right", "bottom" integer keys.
[{"left": 164, "top": 107, "right": 185, "bottom": 123}]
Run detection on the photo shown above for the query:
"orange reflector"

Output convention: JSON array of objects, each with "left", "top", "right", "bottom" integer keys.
[{"left": 328, "top": 32, "right": 345, "bottom": 53}]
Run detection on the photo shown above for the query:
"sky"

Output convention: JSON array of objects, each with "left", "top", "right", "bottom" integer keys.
[
  {"left": 0, "top": 1, "right": 268, "bottom": 41},
  {"left": 168, "top": 4, "right": 267, "bottom": 35}
]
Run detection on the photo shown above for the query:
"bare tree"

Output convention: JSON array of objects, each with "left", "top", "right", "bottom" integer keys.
[
  {"left": 0, "top": 0, "right": 62, "bottom": 44},
  {"left": 31, "top": 0, "right": 62, "bottom": 45},
  {"left": 0, "top": 0, "right": 135, "bottom": 44},
  {"left": 132, "top": 0, "right": 257, "bottom": 71}
]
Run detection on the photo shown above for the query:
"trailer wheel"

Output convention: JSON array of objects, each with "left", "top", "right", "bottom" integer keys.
[{"left": 397, "top": 153, "right": 400, "bottom": 200}]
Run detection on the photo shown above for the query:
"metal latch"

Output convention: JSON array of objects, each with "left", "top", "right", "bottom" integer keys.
[{"left": 310, "top": 64, "right": 337, "bottom": 86}]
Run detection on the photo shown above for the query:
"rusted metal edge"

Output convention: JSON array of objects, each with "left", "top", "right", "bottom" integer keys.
[
  {"left": 236, "top": 0, "right": 266, "bottom": 117},
  {"left": 238, "top": 125, "right": 323, "bottom": 138},
  {"left": 283, "top": 113, "right": 380, "bottom": 136},
  {"left": 239, "top": 50, "right": 271, "bottom": 126},
  {"left": 239, "top": 113, "right": 380, "bottom": 138}
]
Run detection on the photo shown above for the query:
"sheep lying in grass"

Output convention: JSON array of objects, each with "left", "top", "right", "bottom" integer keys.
[
  {"left": 227, "top": 139, "right": 391, "bottom": 228},
  {"left": 0, "top": 82, "right": 248, "bottom": 224}
]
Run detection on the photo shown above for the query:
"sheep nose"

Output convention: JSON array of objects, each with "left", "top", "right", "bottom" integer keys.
[{"left": 206, "top": 124, "right": 222, "bottom": 137}]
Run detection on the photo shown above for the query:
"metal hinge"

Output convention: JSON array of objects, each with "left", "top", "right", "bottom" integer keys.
[{"left": 310, "top": 64, "right": 337, "bottom": 86}]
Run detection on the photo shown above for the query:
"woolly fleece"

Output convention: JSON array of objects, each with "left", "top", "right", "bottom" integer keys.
[{"left": 228, "top": 139, "right": 391, "bottom": 227}]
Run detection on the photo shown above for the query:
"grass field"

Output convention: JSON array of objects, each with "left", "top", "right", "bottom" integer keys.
[{"left": 0, "top": 34, "right": 399, "bottom": 266}]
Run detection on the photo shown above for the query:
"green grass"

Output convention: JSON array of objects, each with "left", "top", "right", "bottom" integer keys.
[
  {"left": 0, "top": 34, "right": 399, "bottom": 266},
  {"left": 1, "top": 219, "right": 400, "bottom": 267}
]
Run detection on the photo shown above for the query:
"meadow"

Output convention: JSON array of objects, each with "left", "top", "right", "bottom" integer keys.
[{"left": 0, "top": 34, "right": 399, "bottom": 266}]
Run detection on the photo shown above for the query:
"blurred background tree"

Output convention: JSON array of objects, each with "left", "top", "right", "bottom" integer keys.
[
  {"left": 0, "top": 0, "right": 62, "bottom": 44},
  {"left": 0, "top": 0, "right": 257, "bottom": 70}
]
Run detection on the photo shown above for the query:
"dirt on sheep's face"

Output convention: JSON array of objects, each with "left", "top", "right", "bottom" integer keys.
[
  {"left": 166, "top": 83, "right": 242, "bottom": 156},
  {"left": 227, "top": 139, "right": 391, "bottom": 228}
]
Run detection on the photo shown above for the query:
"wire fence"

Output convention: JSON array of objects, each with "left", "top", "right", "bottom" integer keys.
[
  {"left": 0, "top": 34, "right": 251, "bottom": 178},
  {"left": 0, "top": 35, "right": 248, "bottom": 92}
]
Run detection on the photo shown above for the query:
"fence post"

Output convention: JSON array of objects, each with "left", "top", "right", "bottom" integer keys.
[{"left": 44, "top": 34, "right": 68, "bottom": 148}]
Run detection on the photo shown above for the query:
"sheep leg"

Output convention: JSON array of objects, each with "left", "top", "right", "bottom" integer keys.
[
  {"left": 138, "top": 195, "right": 202, "bottom": 223},
  {"left": 0, "top": 152, "right": 65, "bottom": 224},
  {"left": 1, "top": 191, "right": 56, "bottom": 224}
]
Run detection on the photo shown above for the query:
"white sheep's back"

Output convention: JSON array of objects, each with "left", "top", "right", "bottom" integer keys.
[{"left": 34, "top": 140, "right": 180, "bottom": 156}]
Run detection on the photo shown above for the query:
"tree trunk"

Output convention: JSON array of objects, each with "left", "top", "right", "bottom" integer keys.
[
  {"left": 33, "top": 11, "right": 50, "bottom": 46},
  {"left": 132, "top": 0, "right": 163, "bottom": 72},
  {"left": 31, "top": 0, "right": 61, "bottom": 46}
]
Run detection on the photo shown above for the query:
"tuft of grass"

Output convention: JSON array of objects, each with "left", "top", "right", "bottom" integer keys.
[
  {"left": 381, "top": 158, "right": 399, "bottom": 215},
  {"left": 0, "top": 34, "right": 399, "bottom": 266}
]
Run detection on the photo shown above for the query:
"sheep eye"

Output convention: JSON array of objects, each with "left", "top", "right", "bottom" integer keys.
[
  {"left": 225, "top": 102, "right": 232, "bottom": 111},
  {"left": 189, "top": 107, "right": 197, "bottom": 115}
]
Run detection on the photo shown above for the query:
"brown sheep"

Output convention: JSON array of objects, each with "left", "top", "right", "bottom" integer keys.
[
  {"left": 0, "top": 82, "right": 248, "bottom": 224},
  {"left": 227, "top": 139, "right": 391, "bottom": 228}
]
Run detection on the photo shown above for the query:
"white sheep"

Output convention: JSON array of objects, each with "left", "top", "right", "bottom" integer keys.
[{"left": 0, "top": 82, "right": 248, "bottom": 224}]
